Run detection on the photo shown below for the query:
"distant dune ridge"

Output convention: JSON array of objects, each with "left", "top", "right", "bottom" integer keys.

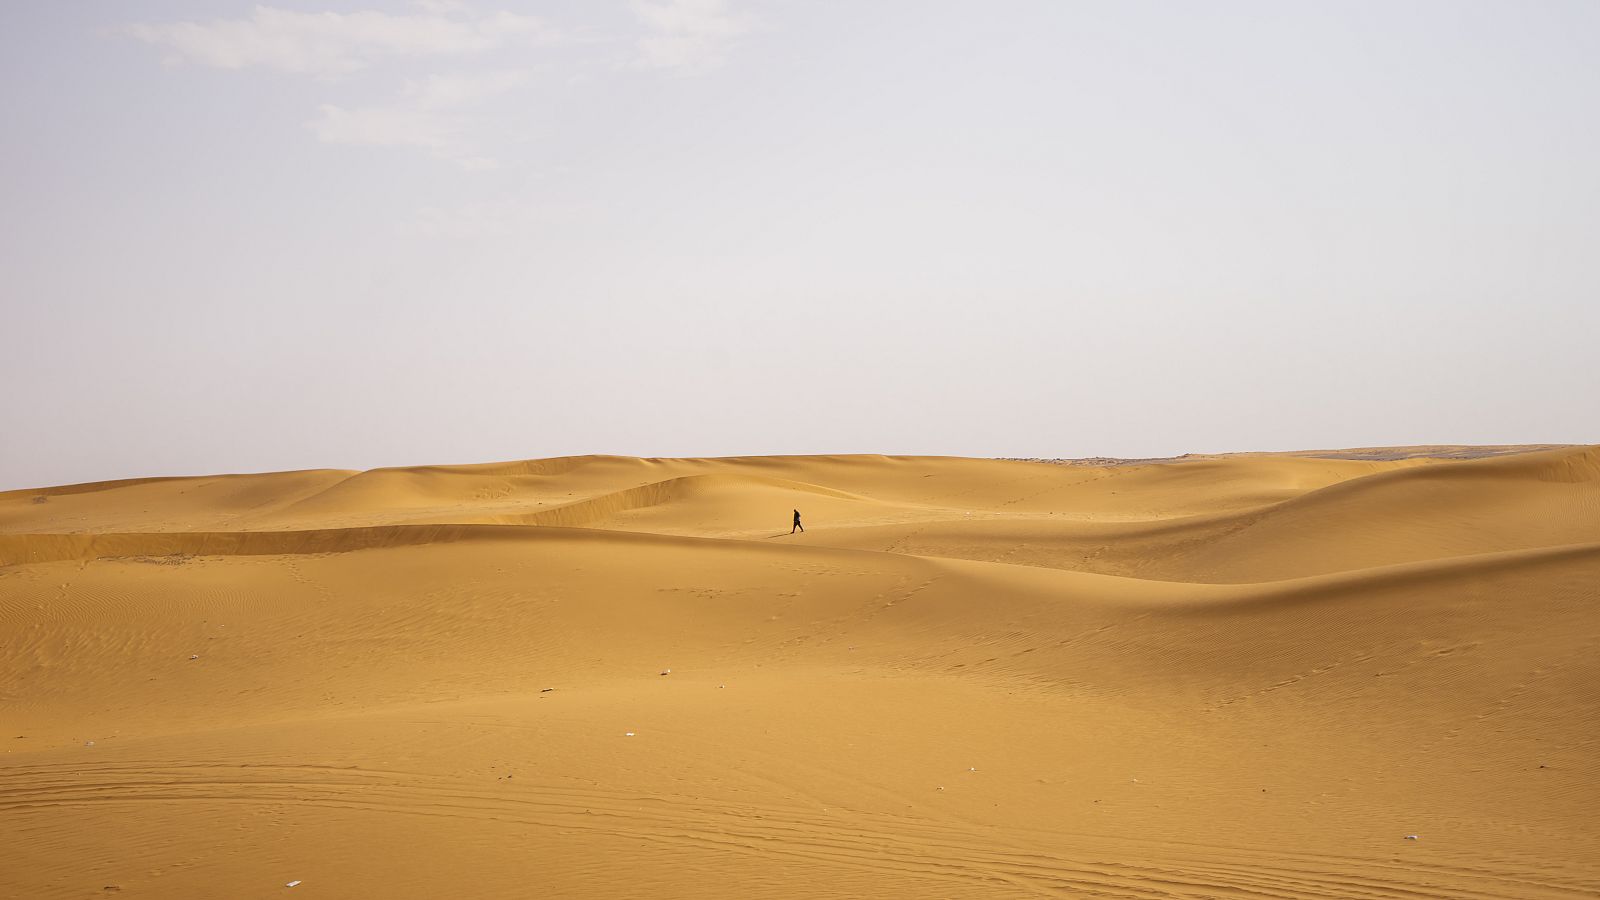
[{"left": 2, "top": 445, "right": 1597, "bottom": 898}]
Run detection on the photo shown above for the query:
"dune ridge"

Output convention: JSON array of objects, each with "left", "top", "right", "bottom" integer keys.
[{"left": 2, "top": 446, "right": 1597, "bottom": 899}]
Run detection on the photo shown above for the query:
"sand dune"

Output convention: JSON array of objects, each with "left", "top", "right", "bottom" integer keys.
[{"left": 2, "top": 448, "right": 1598, "bottom": 898}]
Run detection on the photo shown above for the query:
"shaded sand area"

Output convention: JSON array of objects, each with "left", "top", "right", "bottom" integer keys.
[{"left": 2, "top": 447, "right": 1598, "bottom": 898}]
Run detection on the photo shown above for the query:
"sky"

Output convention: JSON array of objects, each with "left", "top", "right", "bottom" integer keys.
[{"left": 3, "top": 1, "right": 1598, "bottom": 490}]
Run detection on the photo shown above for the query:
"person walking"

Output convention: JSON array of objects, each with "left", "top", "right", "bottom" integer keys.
[{"left": 791, "top": 509, "right": 804, "bottom": 534}]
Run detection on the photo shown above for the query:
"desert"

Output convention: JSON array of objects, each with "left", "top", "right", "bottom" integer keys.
[
  {"left": 6, "top": 3, "right": 1599, "bottom": 896},
  {"left": 3, "top": 446, "right": 1597, "bottom": 898}
]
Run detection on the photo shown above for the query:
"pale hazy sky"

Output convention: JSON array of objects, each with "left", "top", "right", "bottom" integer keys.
[{"left": 3, "top": 1, "right": 1598, "bottom": 490}]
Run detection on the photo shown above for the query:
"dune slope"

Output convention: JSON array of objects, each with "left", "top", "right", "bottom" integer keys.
[{"left": 2, "top": 448, "right": 1598, "bottom": 899}]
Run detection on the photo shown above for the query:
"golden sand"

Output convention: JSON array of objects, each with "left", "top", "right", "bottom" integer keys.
[{"left": 2, "top": 448, "right": 1597, "bottom": 898}]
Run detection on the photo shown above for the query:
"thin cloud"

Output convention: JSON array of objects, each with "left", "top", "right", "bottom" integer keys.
[
  {"left": 122, "top": 5, "right": 549, "bottom": 77},
  {"left": 122, "top": 3, "right": 755, "bottom": 168},
  {"left": 408, "top": 70, "right": 529, "bottom": 109},
  {"left": 308, "top": 71, "right": 526, "bottom": 169},
  {"left": 632, "top": 0, "right": 750, "bottom": 70},
  {"left": 308, "top": 103, "right": 458, "bottom": 154}
]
